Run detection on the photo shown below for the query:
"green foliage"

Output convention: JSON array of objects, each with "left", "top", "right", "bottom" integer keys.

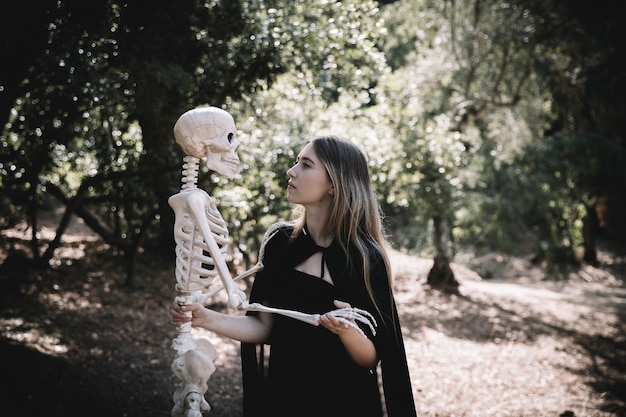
[
  {"left": 1, "top": 0, "right": 386, "bottom": 260},
  {"left": 372, "top": 0, "right": 626, "bottom": 267}
]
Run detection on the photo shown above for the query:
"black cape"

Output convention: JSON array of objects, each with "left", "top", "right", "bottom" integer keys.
[{"left": 241, "top": 224, "right": 417, "bottom": 417}]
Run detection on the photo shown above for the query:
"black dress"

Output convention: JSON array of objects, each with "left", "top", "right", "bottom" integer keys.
[{"left": 241, "top": 224, "right": 417, "bottom": 417}]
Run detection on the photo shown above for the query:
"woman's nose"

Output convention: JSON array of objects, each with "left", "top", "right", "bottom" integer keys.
[{"left": 287, "top": 166, "right": 295, "bottom": 177}]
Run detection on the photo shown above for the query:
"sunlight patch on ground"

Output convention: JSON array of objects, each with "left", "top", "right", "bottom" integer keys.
[
  {"left": 39, "top": 290, "right": 102, "bottom": 310},
  {"left": 0, "top": 317, "right": 69, "bottom": 355},
  {"left": 3, "top": 218, "right": 100, "bottom": 262},
  {"left": 463, "top": 279, "right": 626, "bottom": 339}
]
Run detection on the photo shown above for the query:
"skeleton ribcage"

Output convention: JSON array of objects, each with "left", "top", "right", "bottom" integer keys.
[{"left": 174, "top": 210, "right": 229, "bottom": 292}]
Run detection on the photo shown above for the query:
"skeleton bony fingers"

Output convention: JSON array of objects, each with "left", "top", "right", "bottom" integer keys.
[{"left": 320, "top": 307, "right": 378, "bottom": 339}]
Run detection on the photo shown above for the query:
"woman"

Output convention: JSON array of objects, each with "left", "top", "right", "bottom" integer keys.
[{"left": 170, "top": 135, "right": 417, "bottom": 417}]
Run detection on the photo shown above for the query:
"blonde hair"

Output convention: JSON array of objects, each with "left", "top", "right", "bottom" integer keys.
[{"left": 292, "top": 135, "right": 393, "bottom": 307}]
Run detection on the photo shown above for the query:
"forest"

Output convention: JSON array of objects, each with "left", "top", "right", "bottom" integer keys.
[{"left": 1, "top": 0, "right": 625, "bottom": 416}]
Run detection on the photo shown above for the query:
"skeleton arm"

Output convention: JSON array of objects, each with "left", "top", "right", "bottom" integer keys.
[
  {"left": 193, "top": 223, "right": 283, "bottom": 306},
  {"left": 243, "top": 303, "right": 378, "bottom": 337},
  {"left": 195, "top": 220, "right": 378, "bottom": 337},
  {"left": 194, "top": 265, "right": 263, "bottom": 306}
]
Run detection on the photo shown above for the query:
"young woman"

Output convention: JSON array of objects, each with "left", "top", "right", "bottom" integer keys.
[{"left": 170, "top": 135, "right": 417, "bottom": 417}]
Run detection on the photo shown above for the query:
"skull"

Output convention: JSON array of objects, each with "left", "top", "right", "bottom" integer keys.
[{"left": 173, "top": 107, "right": 240, "bottom": 178}]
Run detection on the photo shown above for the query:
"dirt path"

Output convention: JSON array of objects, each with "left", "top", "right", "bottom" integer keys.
[{"left": 393, "top": 255, "right": 626, "bottom": 417}]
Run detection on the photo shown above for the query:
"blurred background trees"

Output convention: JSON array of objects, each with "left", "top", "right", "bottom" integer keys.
[{"left": 1, "top": 0, "right": 624, "bottom": 290}]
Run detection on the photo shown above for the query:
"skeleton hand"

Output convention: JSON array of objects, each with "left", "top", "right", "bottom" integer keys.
[{"left": 319, "top": 300, "right": 378, "bottom": 338}]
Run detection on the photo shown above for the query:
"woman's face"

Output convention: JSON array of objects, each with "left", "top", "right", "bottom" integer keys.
[{"left": 286, "top": 143, "right": 334, "bottom": 207}]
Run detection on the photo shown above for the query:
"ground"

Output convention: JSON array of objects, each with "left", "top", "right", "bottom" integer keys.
[{"left": 1, "top": 217, "right": 625, "bottom": 417}]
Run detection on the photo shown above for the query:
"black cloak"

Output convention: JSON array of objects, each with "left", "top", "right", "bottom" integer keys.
[{"left": 241, "top": 223, "right": 417, "bottom": 417}]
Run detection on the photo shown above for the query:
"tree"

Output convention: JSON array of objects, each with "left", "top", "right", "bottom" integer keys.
[
  {"left": 2, "top": 0, "right": 279, "bottom": 285},
  {"left": 376, "top": 0, "right": 626, "bottom": 288},
  {"left": 0, "top": 0, "right": 388, "bottom": 285},
  {"left": 376, "top": 0, "right": 538, "bottom": 290}
]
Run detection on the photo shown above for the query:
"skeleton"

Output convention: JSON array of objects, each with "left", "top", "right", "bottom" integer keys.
[{"left": 168, "top": 106, "right": 377, "bottom": 416}]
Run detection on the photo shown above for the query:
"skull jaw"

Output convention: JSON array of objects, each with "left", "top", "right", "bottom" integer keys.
[{"left": 205, "top": 151, "right": 239, "bottom": 179}]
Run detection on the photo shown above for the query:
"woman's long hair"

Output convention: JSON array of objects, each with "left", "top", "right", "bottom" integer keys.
[{"left": 292, "top": 135, "right": 393, "bottom": 309}]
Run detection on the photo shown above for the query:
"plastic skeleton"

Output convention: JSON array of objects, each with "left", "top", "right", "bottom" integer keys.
[{"left": 168, "top": 106, "right": 377, "bottom": 416}]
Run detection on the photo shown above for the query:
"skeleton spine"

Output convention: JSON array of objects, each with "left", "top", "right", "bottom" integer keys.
[{"left": 181, "top": 156, "right": 200, "bottom": 190}]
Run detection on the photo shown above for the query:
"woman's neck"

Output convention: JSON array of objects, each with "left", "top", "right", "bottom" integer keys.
[{"left": 304, "top": 215, "right": 332, "bottom": 248}]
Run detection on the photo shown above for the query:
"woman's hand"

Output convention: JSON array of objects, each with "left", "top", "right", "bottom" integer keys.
[
  {"left": 319, "top": 299, "right": 378, "bottom": 368},
  {"left": 318, "top": 300, "right": 354, "bottom": 335},
  {"left": 169, "top": 300, "right": 209, "bottom": 328}
]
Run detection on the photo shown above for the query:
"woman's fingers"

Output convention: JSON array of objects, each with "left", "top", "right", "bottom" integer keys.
[
  {"left": 333, "top": 299, "right": 350, "bottom": 309},
  {"left": 169, "top": 301, "right": 194, "bottom": 327}
]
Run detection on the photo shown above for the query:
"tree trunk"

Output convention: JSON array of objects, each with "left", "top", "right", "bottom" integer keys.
[
  {"left": 41, "top": 186, "right": 87, "bottom": 265},
  {"left": 426, "top": 215, "right": 460, "bottom": 293},
  {"left": 582, "top": 203, "right": 598, "bottom": 265}
]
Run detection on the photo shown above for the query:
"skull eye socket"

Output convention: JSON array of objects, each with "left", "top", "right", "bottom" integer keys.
[{"left": 227, "top": 133, "right": 234, "bottom": 144}]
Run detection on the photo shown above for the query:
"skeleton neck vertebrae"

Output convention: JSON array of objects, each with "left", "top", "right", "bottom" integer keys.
[
  {"left": 181, "top": 156, "right": 200, "bottom": 190},
  {"left": 168, "top": 107, "right": 377, "bottom": 417}
]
